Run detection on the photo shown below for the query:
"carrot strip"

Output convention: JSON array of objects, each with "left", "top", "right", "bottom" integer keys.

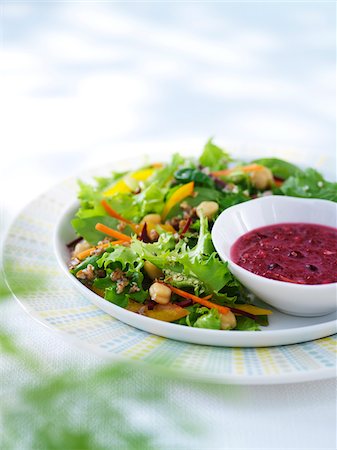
[
  {"left": 211, "top": 164, "right": 265, "bottom": 177},
  {"left": 164, "top": 284, "right": 230, "bottom": 315},
  {"left": 77, "top": 240, "right": 125, "bottom": 260},
  {"left": 95, "top": 223, "right": 132, "bottom": 242},
  {"left": 101, "top": 200, "right": 133, "bottom": 224},
  {"left": 273, "top": 178, "right": 284, "bottom": 187}
]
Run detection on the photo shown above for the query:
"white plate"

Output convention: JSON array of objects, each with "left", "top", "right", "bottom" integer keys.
[
  {"left": 4, "top": 155, "right": 337, "bottom": 384},
  {"left": 54, "top": 188, "right": 337, "bottom": 348}
]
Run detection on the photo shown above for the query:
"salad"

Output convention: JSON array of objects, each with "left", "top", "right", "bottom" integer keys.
[{"left": 67, "top": 140, "right": 337, "bottom": 332}]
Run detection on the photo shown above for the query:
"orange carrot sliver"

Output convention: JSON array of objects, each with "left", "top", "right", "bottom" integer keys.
[
  {"left": 274, "top": 179, "right": 284, "bottom": 187},
  {"left": 77, "top": 240, "right": 125, "bottom": 260},
  {"left": 95, "top": 223, "right": 132, "bottom": 242},
  {"left": 77, "top": 243, "right": 110, "bottom": 260},
  {"left": 101, "top": 200, "right": 133, "bottom": 224},
  {"left": 165, "top": 284, "right": 230, "bottom": 315},
  {"left": 211, "top": 168, "right": 232, "bottom": 177},
  {"left": 211, "top": 164, "right": 265, "bottom": 177}
]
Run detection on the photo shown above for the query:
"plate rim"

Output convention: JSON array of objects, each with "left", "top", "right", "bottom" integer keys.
[{"left": 5, "top": 281, "right": 337, "bottom": 385}]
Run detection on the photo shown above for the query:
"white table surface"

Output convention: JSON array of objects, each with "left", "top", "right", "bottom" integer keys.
[{"left": 1, "top": 3, "right": 336, "bottom": 449}]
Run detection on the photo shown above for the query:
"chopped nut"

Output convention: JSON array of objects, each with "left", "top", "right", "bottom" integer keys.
[
  {"left": 117, "top": 221, "right": 127, "bottom": 232},
  {"left": 68, "top": 258, "right": 80, "bottom": 270},
  {"left": 76, "top": 264, "right": 95, "bottom": 280},
  {"left": 96, "top": 269, "right": 106, "bottom": 278},
  {"left": 92, "top": 247, "right": 107, "bottom": 256},
  {"left": 129, "top": 283, "right": 141, "bottom": 293},
  {"left": 111, "top": 268, "right": 125, "bottom": 282},
  {"left": 97, "top": 237, "right": 112, "bottom": 245},
  {"left": 116, "top": 279, "right": 129, "bottom": 294},
  {"left": 180, "top": 201, "right": 190, "bottom": 210},
  {"left": 179, "top": 219, "right": 187, "bottom": 231},
  {"left": 149, "top": 229, "right": 159, "bottom": 242},
  {"left": 169, "top": 217, "right": 181, "bottom": 231},
  {"left": 111, "top": 268, "right": 130, "bottom": 294}
]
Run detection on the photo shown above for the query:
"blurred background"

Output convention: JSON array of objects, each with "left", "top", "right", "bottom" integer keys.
[
  {"left": 1, "top": 2, "right": 336, "bottom": 449},
  {"left": 1, "top": 1, "right": 336, "bottom": 220}
]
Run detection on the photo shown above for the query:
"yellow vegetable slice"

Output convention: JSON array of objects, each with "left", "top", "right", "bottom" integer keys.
[
  {"left": 161, "top": 181, "right": 194, "bottom": 220},
  {"left": 145, "top": 303, "right": 189, "bottom": 322},
  {"left": 233, "top": 304, "right": 273, "bottom": 316},
  {"left": 102, "top": 168, "right": 155, "bottom": 197},
  {"left": 103, "top": 179, "right": 131, "bottom": 197},
  {"left": 132, "top": 168, "right": 155, "bottom": 181}
]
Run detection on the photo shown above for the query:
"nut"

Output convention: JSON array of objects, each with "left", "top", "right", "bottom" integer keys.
[
  {"left": 149, "top": 282, "right": 171, "bottom": 305},
  {"left": 76, "top": 264, "right": 95, "bottom": 281},
  {"left": 149, "top": 229, "right": 159, "bottom": 242},
  {"left": 196, "top": 201, "right": 219, "bottom": 219},
  {"left": 144, "top": 261, "right": 163, "bottom": 280},
  {"left": 249, "top": 166, "right": 274, "bottom": 190},
  {"left": 220, "top": 311, "right": 237, "bottom": 330}
]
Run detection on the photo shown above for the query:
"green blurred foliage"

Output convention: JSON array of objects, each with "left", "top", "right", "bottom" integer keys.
[{"left": 0, "top": 266, "right": 208, "bottom": 450}]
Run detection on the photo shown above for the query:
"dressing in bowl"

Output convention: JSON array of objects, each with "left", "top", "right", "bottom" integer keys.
[{"left": 212, "top": 196, "right": 337, "bottom": 317}]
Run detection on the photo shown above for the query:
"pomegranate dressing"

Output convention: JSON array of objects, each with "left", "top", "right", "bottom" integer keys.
[{"left": 231, "top": 223, "right": 337, "bottom": 285}]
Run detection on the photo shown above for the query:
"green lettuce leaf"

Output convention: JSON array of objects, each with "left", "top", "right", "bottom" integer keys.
[
  {"left": 199, "top": 139, "right": 232, "bottom": 171},
  {"left": 280, "top": 168, "right": 337, "bottom": 202},
  {"left": 174, "top": 168, "right": 215, "bottom": 188},
  {"left": 97, "top": 245, "right": 141, "bottom": 271},
  {"left": 235, "top": 316, "right": 261, "bottom": 331},
  {"left": 251, "top": 158, "right": 301, "bottom": 180},
  {"left": 149, "top": 153, "right": 186, "bottom": 188},
  {"left": 193, "top": 308, "right": 221, "bottom": 329},
  {"left": 94, "top": 246, "right": 148, "bottom": 307},
  {"left": 71, "top": 216, "right": 123, "bottom": 245}
]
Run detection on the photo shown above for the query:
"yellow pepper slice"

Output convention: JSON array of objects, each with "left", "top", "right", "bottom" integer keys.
[
  {"left": 91, "top": 286, "right": 105, "bottom": 298},
  {"left": 145, "top": 303, "right": 189, "bottom": 322},
  {"left": 161, "top": 181, "right": 194, "bottom": 220},
  {"left": 126, "top": 300, "right": 189, "bottom": 322},
  {"left": 159, "top": 223, "right": 176, "bottom": 233},
  {"left": 233, "top": 304, "right": 273, "bottom": 315},
  {"left": 132, "top": 168, "right": 155, "bottom": 181},
  {"left": 103, "top": 179, "right": 131, "bottom": 197},
  {"left": 103, "top": 168, "right": 155, "bottom": 197}
]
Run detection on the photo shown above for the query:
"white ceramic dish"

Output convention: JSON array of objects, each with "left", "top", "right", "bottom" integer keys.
[
  {"left": 212, "top": 196, "right": 337, "bottom": 317},
  {"left": 53, "top": 200, "right": 337, "bottom": 347}
]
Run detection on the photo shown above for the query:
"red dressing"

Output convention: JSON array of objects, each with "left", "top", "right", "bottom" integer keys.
[{"left": 231, "top": 223, "right": 337, "bottom": 285}]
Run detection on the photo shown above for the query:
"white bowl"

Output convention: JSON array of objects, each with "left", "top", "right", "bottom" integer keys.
[{"left": 212, "top": 196, "right": 337, "bottom": 317}]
